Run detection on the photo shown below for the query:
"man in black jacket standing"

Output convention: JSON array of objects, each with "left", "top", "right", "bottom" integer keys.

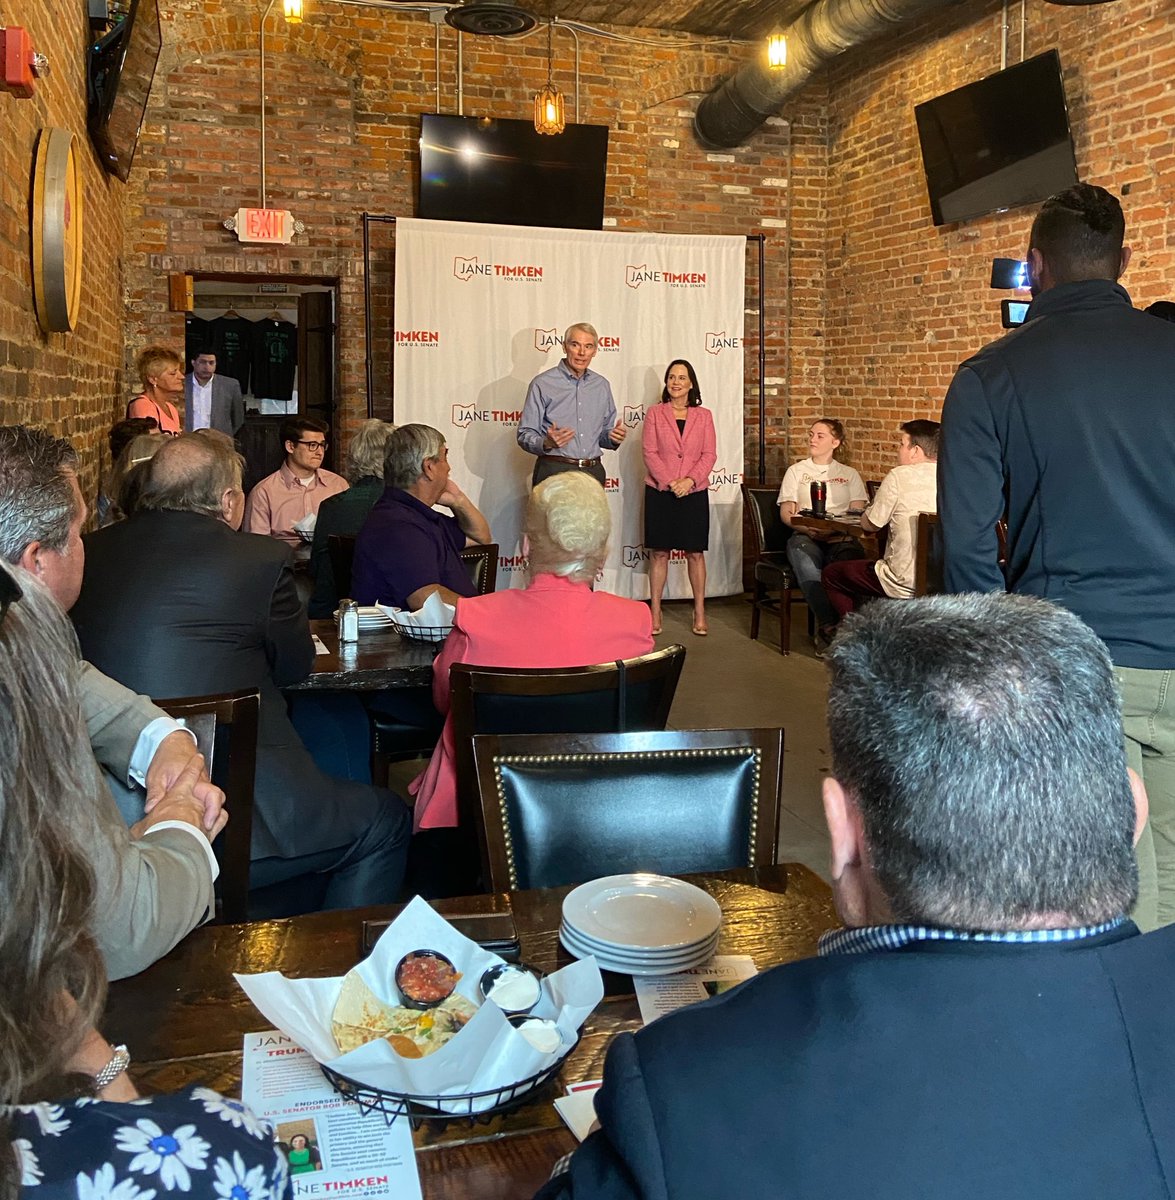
[
  {"left": 938, "top": 183, "right": 1175, "bottom": 930},
  {"left": 72, "top": 434, "right": 412, "bottom": 915}
]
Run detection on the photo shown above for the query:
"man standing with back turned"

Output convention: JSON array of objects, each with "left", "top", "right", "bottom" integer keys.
[
  {"left": 938, "top": 182, "right": 1175, "bottom": 930},
  {"left": 517, "top": 322, "right": 627, "bottom": 487}
]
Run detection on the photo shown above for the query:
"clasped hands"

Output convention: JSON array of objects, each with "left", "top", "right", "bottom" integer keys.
[
  {"left": 132, "top": 730, "right": 228, "bottom": 842},
  {"left": 667, "top": 477, "right": 695, "bottom": 498},
  {"left": 543, "top": 422, "right": 627, "bottom": 451}
]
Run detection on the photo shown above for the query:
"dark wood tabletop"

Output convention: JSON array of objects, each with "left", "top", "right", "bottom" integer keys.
[
  {"left": 286, "top": 618, "right": 439, "bottom": 691},
  {"left": 791, "top": 512, "right": 880, "bottom": 555},
  {"left": 105, "top": 865, "right": 838, "bottom": 1200}
]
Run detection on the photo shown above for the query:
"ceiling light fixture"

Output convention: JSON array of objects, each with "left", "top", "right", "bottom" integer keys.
[
  {"left": 534, "top": 20, "right": 565, "bottom": 135},
  {"left": 766, "top": 26, "right": 787, "bottom": 70}
]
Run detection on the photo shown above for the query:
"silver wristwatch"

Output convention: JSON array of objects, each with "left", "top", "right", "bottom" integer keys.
[{"left": 93, "top": 1044, "right": 131, "bottom": 1091}]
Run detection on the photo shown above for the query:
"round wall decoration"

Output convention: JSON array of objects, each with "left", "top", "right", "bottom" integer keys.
[{"left": 32, "top": 127, "right": 84, "bottom": 334}]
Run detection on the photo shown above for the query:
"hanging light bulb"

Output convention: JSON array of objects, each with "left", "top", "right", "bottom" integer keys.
[
  {"left": 534, "top": 21, "right": 566, "bottom": 135},
  {"left": 766, "top": 27, "right": 787, "bottom": 69},
  {"left": 283, "top": 0, "right": 304, "bottom": 23}
]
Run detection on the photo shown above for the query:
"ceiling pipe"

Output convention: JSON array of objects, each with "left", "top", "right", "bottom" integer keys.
[{"left": 694, "top": 0, "right": 959, "bottom": 147}]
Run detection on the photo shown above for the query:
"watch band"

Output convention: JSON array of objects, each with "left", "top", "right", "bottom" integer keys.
[{"left": 93, "top": 1044, "right": 131, "bottom": 1091}]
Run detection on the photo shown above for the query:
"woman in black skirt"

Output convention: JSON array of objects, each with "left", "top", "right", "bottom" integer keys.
[{"left": 642, "top": 359, "right": 717, "bottom": 635}]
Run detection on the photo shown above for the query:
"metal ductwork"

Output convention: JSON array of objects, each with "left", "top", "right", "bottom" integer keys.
[
  {"left": 694, "top": 0, "right": 957, "bottom": 147},
  {"left": 444, "top": 2, "right": 538, "bottom": 35}
]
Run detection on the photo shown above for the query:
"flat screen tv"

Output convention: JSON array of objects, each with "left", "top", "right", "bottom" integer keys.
[
  {"left": 87, "top": 0, "right": 163, "bottom": 182},
  {"left": 418, "top": 113, "right": 609, "bottom": 229},
  {"left": 914, "top": 50, "right": 1078, "bottom": 227}
]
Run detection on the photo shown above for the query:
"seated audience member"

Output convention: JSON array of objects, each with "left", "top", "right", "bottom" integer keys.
[
  {"left": 352, "top": 423, "right": 491, "bottom": 610},
  {"left": 0, "top": 425, "right": 224, "bottom": 979},
  {"left": 308, "top": 418, "right": 396, "bottom": 618},
  {"left": 97, "top": 416, "right": 158, "bottom": 524},
  {"left": 822, "top": 419, "right": 940, "bottom": 618},
  {"left": 71, "top": 434, "right": 412, "bottom": 915},
  {"left": 127, "top": 345, "right": 185, "bottom": 433},
  {"left": 537, "top": 593, "right": 1172, "bottom": 1200},
  {"left": 0, "top": 562, "right": 289, "bottom": 1200},
  {"left": 106, "top": 430, "right": 168, "bottom": 524},
  {"left": 243, "top": 416, "right": 348, "bottom": 552},
  {"left": 410, "top": 471, "right": 653, "bottom": 832}
]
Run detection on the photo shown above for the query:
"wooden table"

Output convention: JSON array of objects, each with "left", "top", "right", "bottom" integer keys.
[
  {"left": 791, "top": 512, "right": 880, "bottom": 558},
  {"left": 287, "top": 618, "right": 438, "bottom": 691},
  {"left": 105, "top": 865, "right": 838, "bottom": 1200}
]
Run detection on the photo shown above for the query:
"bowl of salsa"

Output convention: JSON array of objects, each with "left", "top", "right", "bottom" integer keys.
[{"left": 395, "top": 949, "right": 461, "bottom": 1009}]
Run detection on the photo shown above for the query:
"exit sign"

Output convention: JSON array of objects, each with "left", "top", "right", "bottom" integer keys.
[{"left": 235, "top": 207, "right": 294, "bottom": 244}]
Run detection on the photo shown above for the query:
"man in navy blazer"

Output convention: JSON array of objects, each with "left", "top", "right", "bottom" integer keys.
[
  {"left": 538, "top": 594, "right": 1175, "bottom": 1200},
  {"left": 185, "top": 348, "right": 245, "bottom": 436}
]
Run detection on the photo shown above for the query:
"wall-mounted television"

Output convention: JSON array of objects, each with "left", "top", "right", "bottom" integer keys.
[
  {"left": 87, "top": 0, "right": 163, "bottom": 182},
  {"left": 418, "top": 113, "right": 609, "bottom": 229},
  {"left": 914, "top": 50, "right": 1079, "bottom": 227}
]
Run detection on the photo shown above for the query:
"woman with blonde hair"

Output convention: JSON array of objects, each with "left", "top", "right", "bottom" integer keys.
[
  {"left": 0, "top": 564, "right": 289, "bottom": 1200},
  {"left": 127, "top": 346, "right": 185, "bottom": 434},
  {"left": 407, "top": 471, "right": 654, "bottom": 843}
]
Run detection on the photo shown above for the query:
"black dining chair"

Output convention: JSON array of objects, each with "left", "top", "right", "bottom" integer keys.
[
  {"left": 473, "top": 727, "right": 784, "bottom": 891},
  {"left": 743, "top": 484, "right": 804, "bottom": 655},
  {"left": 156, "top": 689, "right": 260, "bottom": 923},
  {"left": 448, "top": 645, "right": 687, "bottom": 887}
]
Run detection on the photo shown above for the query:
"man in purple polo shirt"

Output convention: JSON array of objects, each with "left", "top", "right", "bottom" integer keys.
[{"left": 352, "top": 423, "right": 492, "bottom": 609}]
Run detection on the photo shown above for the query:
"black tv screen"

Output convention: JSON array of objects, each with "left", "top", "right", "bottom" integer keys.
[
  {"left": 418, "top": 113, "right": 609, "bottom": 229},
  {"left": 914, "top": 50, "right": 1078, "bottom": 227},
  {"left": 87, "top": 0, "right": 162, "bottom": 182}
]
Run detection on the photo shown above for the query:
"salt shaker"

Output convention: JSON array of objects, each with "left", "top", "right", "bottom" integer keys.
[{"left": 338, "top": 598, "right": 359, "bottom": 643}]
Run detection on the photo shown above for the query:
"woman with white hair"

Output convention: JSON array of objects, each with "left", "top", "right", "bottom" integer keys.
[{"left": 408, "top": 471, "right": 654, "bottom": 836}]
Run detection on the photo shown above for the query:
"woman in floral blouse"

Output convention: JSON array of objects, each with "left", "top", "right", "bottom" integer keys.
[{"left": 0, "top": 563, "right": 291, "bottom": 1200}]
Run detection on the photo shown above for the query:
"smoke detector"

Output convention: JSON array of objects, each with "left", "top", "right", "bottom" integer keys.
[{"left": 444, "top": 2, "right": 538, "bottom": 35}]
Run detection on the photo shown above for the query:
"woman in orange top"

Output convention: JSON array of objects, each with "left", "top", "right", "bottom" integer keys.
[{"left": 127, "top": 345, "right": 184, "bottom": 433}]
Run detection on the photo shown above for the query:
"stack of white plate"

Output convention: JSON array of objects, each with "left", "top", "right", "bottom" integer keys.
[
  {"left": 559, "top": 873, "right": 722, "bottom": 976},
  {"left": 334, "top": 606, "right": 394, "bottom": 630}
]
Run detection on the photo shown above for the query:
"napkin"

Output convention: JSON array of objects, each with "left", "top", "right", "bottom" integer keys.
[
  {"left": 235, "top": 895, "right": 603, "bottom": 1113},
  {"left": 292, "top": 512, "right": 317, "bottom": 543},
  {"left": 377, "top": 592, "right": 456, "bottom": 636}
]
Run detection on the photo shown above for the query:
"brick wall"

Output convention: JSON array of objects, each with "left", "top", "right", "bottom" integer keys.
[
  {"left": 119, "top": 2, "right": 822, "bottom": 482},
  {"left": 821, "top": 0, "right": 1175, "bottom": 480},
  {"left": 0, "top": 2, "right": 127, "bottom": 501}
]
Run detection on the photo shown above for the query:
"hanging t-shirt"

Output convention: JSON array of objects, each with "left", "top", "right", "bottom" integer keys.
[
  {"left": 251, "top": 317, "right": 298, "bottom": 402},
  {"left": 185, "top": 314, "right": 212, "bottom": 363},
  {"left": 209, "top": 315, "right": 254, "bottom": 392}
]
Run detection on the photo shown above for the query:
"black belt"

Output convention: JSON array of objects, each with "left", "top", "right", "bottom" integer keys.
[{"left": 540, "top": 454, "right": 602, "bottom": 468}]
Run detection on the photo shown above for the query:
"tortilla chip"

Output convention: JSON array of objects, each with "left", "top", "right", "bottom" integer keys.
[{"left": 330, "top": 973, "right": 480, "bottom": 1058}]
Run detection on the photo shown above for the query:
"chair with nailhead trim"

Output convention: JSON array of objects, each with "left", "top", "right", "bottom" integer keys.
[{"left": 471, "top": 727, "right": 783, "bottom": 892}]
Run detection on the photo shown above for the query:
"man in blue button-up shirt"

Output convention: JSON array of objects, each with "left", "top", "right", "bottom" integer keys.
[{"left": 517, "top": 322, "right": 626, "bottom": 487}]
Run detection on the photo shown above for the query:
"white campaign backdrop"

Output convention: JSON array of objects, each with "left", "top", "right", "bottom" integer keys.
[{"left": 392, "top": 218, "right": 745, "bottom": 599}]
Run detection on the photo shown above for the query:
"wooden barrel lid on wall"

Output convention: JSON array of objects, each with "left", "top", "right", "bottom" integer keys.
[{"left": 32, "top": 127, "right": 84, "bottom": 335}]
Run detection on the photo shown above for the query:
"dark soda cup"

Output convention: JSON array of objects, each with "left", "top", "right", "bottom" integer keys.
[{"left": 810, "top": 480, "right": 827, "bottom": 516}]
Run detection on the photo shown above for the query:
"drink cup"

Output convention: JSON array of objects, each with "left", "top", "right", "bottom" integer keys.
[{"left": 810, "top": 480, "right": 827, "bottom": 517}]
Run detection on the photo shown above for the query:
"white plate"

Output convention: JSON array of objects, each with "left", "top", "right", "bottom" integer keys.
[
  {"left": 560, "top": 916, "right": 719, "bottom": 957},
  {"left": 559, "top": 929, "right": 717, "bottom": 976},
  {"left": 562, "top": 874, "right": 722, "bottom": 951},
  {"left": 560, "top": 923, "right": 718, "bottom": 965}
]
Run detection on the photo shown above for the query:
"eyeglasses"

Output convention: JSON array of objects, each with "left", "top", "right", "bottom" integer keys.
[
  {"left": 0, "top": 565, "right": 23, "bottom": 628},
  {"left": 295, "top": 440, "right": 328, "bottom": 451}
]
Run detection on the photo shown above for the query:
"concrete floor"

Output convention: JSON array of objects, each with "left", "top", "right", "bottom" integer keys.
[{"left": 657, "top": 595, "right": 833, "bottom": 883}]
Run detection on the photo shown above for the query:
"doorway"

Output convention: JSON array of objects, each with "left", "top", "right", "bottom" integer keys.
[{"left": 187, "top": 275, "right": 338, "bottom": 489}]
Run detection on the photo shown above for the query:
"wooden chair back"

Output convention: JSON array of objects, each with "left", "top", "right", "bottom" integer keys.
[
  {"left": 327, "top": 533, "right": 355, "bottom": 600},
  {"left": 473, "top": 727, "right": 784, "bottom": 891},
  {"left": 912, "top": 511, "right": 944, "bottom": 596},
  {"left": 156, "top": 689, "right": 260, "bottom": 923},
  {"left": 449, "top": 645, "right": 686, "bottom": 882}
]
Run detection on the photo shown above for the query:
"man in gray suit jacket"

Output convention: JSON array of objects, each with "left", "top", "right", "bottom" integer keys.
[
  {"left": 0, "top": 425, "right": 225, "bottom": 979},
  {"left": 186, "top": 349, "right": 245, "bottom": 436}
]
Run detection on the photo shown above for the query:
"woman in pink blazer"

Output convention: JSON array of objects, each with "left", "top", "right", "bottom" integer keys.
[
  {"left": 642, "top": 360, "right": 717, "bottom": 635},
  {"left": 408, "top": 471, "right": 653, "bottom": 833}
]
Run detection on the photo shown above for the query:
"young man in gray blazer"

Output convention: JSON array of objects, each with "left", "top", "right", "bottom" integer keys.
[{"left": 185, "top": 349, "right": 245, "bottom": 436}]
